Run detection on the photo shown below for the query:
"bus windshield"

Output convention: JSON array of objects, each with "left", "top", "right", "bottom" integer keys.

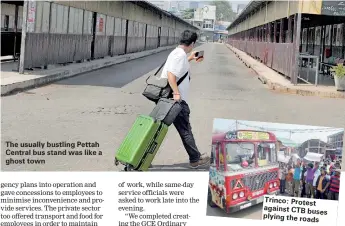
[
  {"left": 225, "top": 142, "right": 277, "bottom": 171},
  {"left": 226, "top": 142, "right": 255, "bottom": 171}
]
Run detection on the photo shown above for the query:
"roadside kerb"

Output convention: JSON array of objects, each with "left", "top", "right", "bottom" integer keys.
[
  {"left": 225, "top": 44, "right": 345, "bottom": 99},
  {"left": 1, "top": 45, "right": 176, "bottom": 96}
]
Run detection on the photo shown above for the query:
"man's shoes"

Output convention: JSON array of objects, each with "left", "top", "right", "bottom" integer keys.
[{"left": 190, "top": 155, "right": 210, "bottom": 169}]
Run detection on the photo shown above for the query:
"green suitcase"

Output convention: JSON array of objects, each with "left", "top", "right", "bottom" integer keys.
[{"left": 115, "top": 115, "right": 168, "bottom": 171}]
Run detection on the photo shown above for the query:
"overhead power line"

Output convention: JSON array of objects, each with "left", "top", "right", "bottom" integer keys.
[{"left": 232, "top": 121, "right": 343, "bottom": 134}]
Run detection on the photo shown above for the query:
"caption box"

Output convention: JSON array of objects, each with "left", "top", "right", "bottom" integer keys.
[{"left": 262, "top": 195, "right": 338, "bottom": 225}]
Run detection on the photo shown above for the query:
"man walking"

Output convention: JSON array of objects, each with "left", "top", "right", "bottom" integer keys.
[{"left": 160, "top": 30, "right": 210, "bottom": 169}]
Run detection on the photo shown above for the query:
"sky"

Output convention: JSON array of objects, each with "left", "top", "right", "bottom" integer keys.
[
  {"left": 149, "top": 1, "right": 250, "bottom": 12},
  {"left": 213, "top": 118, "right": 344, "bottom": 144}
]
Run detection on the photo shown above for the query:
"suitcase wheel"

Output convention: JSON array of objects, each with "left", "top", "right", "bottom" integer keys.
[
  {"left": 114, "top": 158, "right": 119, "bottom": 166},
  {"left": 124, "top": 165, "right": 134, "bottom": 171}
]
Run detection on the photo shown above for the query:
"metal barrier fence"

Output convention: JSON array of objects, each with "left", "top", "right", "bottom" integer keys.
[
  {"left": 228, "top": 40, "right": 295, "bottom": 79},
  {"left": 22, "top": 1, "right": 188, "bottom": 70}
]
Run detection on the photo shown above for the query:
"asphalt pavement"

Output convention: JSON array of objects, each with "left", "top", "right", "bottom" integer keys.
[
  {"left": 206, "top": 202, "right": 263, "bottom": 220},
  {"left": 2, "top": 43, "right": 345, "bottom": 172}
]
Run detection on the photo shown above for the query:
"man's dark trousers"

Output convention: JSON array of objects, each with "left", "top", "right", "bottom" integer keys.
[{"left": 173, "top": 100, "right": 201, "bottom": 163}]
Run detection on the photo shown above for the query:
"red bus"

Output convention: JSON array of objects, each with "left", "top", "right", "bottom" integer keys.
[{"left": 208, "top": 130, "right": 280, "bottom": 213}]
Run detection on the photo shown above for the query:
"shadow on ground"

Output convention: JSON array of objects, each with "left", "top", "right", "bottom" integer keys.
[
  {"left": 54, "top": 43, "right": 204, "bottom": 89},
  {"left": 148, "top": 163, "right": 209, "bottom": 171}
]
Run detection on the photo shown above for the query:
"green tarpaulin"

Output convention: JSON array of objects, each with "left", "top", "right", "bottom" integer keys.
[{"left": 277, "top": 137, "right": 299, "bottom": 148}]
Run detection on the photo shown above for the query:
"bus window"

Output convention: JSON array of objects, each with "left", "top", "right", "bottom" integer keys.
[
  {"left": 258, "top": 143, "right": 277, "bottom": 166},
  {"left": 225, "top": 142, "right": 255, "bottom": 171},
  {"left": 218, "top": 143, "right": 225, "bottom": 171}
]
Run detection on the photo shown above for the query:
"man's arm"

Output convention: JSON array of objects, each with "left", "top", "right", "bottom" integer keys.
[
  {"left": 188, "top": 51, "right": 197, "bottom": 62},
  {"left": 324, "top": 179, "right": 331, "bottom": 192},
  {"left": 167, "top": 71, "right": 179, "bottom": 95},
  {"left": 166, "top": 55, "right": 184, "bottom": 100}
]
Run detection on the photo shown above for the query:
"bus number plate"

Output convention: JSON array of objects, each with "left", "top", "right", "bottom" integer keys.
[{"left": 240, "top": 203, "right": 252, "bottom": 209}]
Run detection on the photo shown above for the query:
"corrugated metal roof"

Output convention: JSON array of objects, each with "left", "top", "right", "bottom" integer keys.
[{"left": 227, "top": 0, "right": 270, "bottom": 30}]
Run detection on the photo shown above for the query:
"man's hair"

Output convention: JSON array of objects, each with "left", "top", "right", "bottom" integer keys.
[{"left": 179, "top": 30, "right": 198, "bottom": 46}]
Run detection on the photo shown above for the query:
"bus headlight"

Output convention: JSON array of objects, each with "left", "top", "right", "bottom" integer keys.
[
  {"left": 233, "top": 193, "right": 238, "bottom": 200},
  {"left": 274, "top": 182, "right": 277, "bottom": 187},
  {"left": 239, "top": 191, "right": 245, "bottom": 198},
  {"left": 269, "top": 183, "right": 273, "bottom": 189}
]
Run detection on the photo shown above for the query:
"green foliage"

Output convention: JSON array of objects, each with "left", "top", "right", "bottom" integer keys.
[
  {"left": 330, "top": 64, "right": 345, "bottom": 78},
  {"left": 210, "top": 1, "right": 237, "bottom": 22},
  {"left": 181, "top": 8, "right": 194, "bottom": 19}
]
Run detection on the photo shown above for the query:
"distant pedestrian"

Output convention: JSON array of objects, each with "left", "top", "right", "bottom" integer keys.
[
  {"left": 279, "top": 164, "right": 288, "bottom": 194},
  {"left": 315, "top": 167, "right": 329, "bottom": 199},
  {"left": 327, "top": 169, "right": 340, "bottom": 200}
]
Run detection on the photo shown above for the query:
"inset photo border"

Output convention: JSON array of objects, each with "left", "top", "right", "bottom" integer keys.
[{"left": 206, "top": 118, "right": 344, "bottom": 220}]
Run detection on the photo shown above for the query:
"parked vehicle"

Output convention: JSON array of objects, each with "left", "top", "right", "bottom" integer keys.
[{"left": 208, "top": 130, "right": 280, "bottom": 213}]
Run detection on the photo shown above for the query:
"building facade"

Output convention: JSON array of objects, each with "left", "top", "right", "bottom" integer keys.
[
  {"left": 327, "top": 131, "right": 344, "bottom": 149},
  {"left": 297, "top": 139, "right": 332, "bottom": 158},
  {"left": 189, "top": 5, "right": 216, "bottom": 41},
  {"left": 214, "top": 21, "right": 231, "bottom": 41}
]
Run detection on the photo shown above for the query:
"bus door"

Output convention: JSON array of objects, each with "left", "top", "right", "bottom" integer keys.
[{"left": 209, "top": 142, "right": 226, "bottom": 209}]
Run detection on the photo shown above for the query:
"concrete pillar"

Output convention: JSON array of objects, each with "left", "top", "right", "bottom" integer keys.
[
  {"left": 287, "top": 15, "right": 292, "bottom": 43},
  {"left": 19, "top": 1, "right": 28, "bottom": 74},
  {"left": 293, "top": 13, "right": 302, "bottom": 85},
  {"left": 13, "top": 4, "right": 19, "bottom": 60},
  {"left": 273, "top": 21, "right": 277, "bottom": 43},
  {"left": 306, "top": 27, "right": 309, "bottom": 52},
  {"left": 341, "top": 24, "right": 345, "bottom": 58},
  {"left": 279, "top": 18, "right": 284, "bottom": 43}
]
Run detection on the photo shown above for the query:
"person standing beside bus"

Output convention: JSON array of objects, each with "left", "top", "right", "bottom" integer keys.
[
  {"left": 327, "top": 169, "right": 341, "bottom": 200},
  {"left": 292, "top": 161, "right": 302, "bottom": 197},
  {"left": 285, "top": 165, "right": 294, "bottom": 196},
  {"left": 279, "top": 164, "right": 288, "bottom": 194},
  {"left": 312, "top": 162, "right": 321, "bottom": 198},
  {"left": 305, "top": 163, "right": 316, "bottom": 198},
  {"left": 315, "top": 167, "right": 329, "bottom": 199}
]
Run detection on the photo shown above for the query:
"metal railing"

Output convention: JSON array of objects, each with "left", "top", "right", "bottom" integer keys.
[{"left": 228, "top": 40, "right": 295, "bottom": 79}]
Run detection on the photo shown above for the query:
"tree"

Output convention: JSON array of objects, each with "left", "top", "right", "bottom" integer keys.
[
  {"left": 181, "top": 8, "right": 194, "bottom": 20},
  {"left": 210, "top": 1, "right": 237, "bottom": 22}
]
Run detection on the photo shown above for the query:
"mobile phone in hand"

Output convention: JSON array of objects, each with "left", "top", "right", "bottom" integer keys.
[{"left": 195, "top": 51, "right": 204, "bottom": 58}]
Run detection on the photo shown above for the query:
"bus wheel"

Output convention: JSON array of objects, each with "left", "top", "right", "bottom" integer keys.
[
  {"left": 208, "top": 189, "right": 217, "bottom": 208},
  {"left": 221, "top": 197, "right": 226, "bottom": 208}
]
